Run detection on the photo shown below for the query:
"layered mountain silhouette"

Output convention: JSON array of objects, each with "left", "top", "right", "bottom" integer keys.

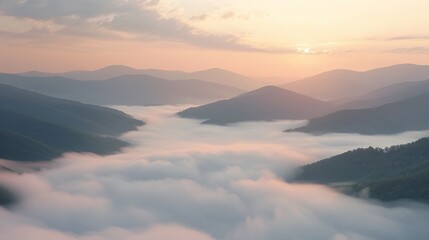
[
  {"left": 281, "top": 64, "right": 429, "bottom": 100},
  {"left": 340, "top": 78, "right": 429, "bottom": 109},
  {"left": 0, "top": 73, "right": 242, "bottom": 105},
  {"left": 20, "top": 65, "right": 263, "bottom": 90},
  {"left": 292, "top": 92, "right": 429, "bottom": 135},
  {"left": 178, "top": 86, "right": 334, "bottom": 125},
  {"left": 294, "top": 138, "right": 429, "bottom": 202},
  {"left": 0, "top": 84, "right": 144, "bottom": 161}
]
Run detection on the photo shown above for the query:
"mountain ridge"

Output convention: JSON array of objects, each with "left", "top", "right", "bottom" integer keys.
[
  {"left": 292, "top": 92, "right": 429, "bottom": 135},
  {"left": 178, "top": 86, "right": 335, "bottom": 125},
  {"left": 281, "top": 64, "right": 429, "bottom": 100},
  {"left": 0, "top": 73, "right": 242, "bottom": 106}
]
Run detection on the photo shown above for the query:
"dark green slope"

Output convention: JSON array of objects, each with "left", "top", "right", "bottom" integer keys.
[
  {"left": 0, "top": 85, "right": 144, "bottom": 162},
  {"left": 0, "top": 129, "right": 61, "bottom": 161},
  {"left": 295, "top": 138, "right": 429, "bottom": 202},
  {"left": 0, "top": 84, "right": 144, "bottom": 136},
  {"left": 292, "top": 92, "right": 429, "bottom": 135},
  {"left": 0, "top": 109, "right": 128, "bottom": 156}
]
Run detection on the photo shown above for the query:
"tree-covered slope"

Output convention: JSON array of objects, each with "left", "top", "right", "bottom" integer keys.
[
  {"left": 0, "top": 85, "right": 144, "bottom": 162},
  {"left": 0, "top": 84, "right": 144, "bottom": 136},
  {"left": 294, "top": 138, "right": 429, "bottom": 202},
  {"left": 0, "top": 129, "right": 61, "bottom": 161},
  {"left": 0, "top": 109, "right": 129, "bottom": 158}
]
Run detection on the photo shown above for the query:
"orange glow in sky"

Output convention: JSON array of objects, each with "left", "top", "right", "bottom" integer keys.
[{"left": 0, "top": 0, "right": 428, "bottom": 78}]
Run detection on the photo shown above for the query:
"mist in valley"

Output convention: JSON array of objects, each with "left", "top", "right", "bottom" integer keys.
[{"left": 1, "top": 106, "right": 429, "bottom": 240}]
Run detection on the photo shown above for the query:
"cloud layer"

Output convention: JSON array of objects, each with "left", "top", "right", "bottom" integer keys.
[
  {"left": 0, "top": 0, "right": 262, "bottom": 51},
  {"left": 1, "top": 105, "right": 429, "bottom": 240}
]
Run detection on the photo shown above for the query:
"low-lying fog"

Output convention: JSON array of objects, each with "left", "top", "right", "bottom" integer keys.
[{"left": 1, "top": 106, "right": 429, "bottom": 240}]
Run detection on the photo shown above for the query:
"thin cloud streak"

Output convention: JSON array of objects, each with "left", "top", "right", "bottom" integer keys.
[
  {"left": 0, "top": 0, "right": 270, "bottom": 53},
  {"left": 388, "top": 47, "right": 429, "bottom": 54}
]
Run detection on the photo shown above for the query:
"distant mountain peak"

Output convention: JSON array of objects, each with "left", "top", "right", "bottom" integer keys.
[
  {"left": 178, "top": 85, "right": 333, "bottom": 125},
  {"left": 237, "top": 85, "right": 320, "bottom": 100},
  {"left": 195, "top": 67, "right": 247, "bottom": 76},
  {"left": 96, "top": 65, "right": 137, "bottom": 71}
]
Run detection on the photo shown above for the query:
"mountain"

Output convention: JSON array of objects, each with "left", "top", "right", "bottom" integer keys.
[
  {"left": 0, "top": 84, "right": 144, "bottom": 162},
  {"left": 291, "top": 92, "right": 429, "bottom": 135},
  {"left": 178, "top": 86, "right": 334, "bottom": 125},
  {"left": 145, "top": 68, "right": 264, "bottom": 90},
  {"left": 281, "top": 64, "right": 429, "bottom": 100},
  {"left": 0, "top": 73, "right": 242, "bottom": 106},
  {"left": 0, "top": 109, "right": 129, "bottom": 158},
  {"left": 339, "top": 78, "right": 429, "bottom": 109},
  {"left": 294, "top": 138, "right": 429, "bottom": 202},
  {"left": 20, "top": 65, "right": 264, "bottom": 91},
  {"left": 0, "top": 129, "right": 61, "bottom": 161},
  {"left": 0, "top": 84, "right": 144, "bottom": 136}
]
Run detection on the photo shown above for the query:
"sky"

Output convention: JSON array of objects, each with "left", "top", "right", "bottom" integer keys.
[
  {"left": 0, "top": 0, "right": 428, "bottom": 78},
  {"left": 2, "top": 105, "right": 429, "bottom": 240}
]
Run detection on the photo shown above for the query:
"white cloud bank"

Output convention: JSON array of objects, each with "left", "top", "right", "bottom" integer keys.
[{"left": 1, "top": 105, "right": 429, "bottom": 240}]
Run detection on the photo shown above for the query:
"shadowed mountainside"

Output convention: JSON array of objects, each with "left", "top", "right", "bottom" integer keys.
[
  {"left": 0, "top": 84, "right": 144, "bottom": 162},
  {"left": 294, "top": 138, "right": 429, "bottom": 202},
  {"left": 0, "top": 84, "right": 143, "bottom": 136}
]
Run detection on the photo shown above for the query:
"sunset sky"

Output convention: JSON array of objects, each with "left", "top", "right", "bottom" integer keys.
[{"left": 0, "top": 0, "right": 428, "bottom": 78}]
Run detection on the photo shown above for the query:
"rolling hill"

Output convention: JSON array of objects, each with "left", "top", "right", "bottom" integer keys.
[
  {"left": 0, "top": 73, "right": 242, "bottom": 106},
  {"left": 281, "top": 64, "right": 429, "bottom": 100},
  {"left": 294, "top": 137, "right": 429, "bottom": 202},
  {"left": 178, "top": 86, "right": 334, "bottom": 125},
  {"left": 292, "top": 92, "right": 429, "bottom": 135}
]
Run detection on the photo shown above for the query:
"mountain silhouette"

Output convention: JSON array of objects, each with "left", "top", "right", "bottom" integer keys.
[
  {"left": 20, "top": 65, "right": 264, "bottom": 90},
  {"left": 0, "top": 84, "right": 144, "bottom": 161},
  {"left": 281, "top": 64, "right": 429, "bottom": 100},
  {"left": 178, "top": 86, "right": 334, "bottom": 125},
  {"left": 292, "top": 92, "right": 429, "bottom": 135},
  {"left": 340, "top": 78, "right": 429, "bottom": 109},
  {"left": 0, "top": 73, "right": 242, "bottom": 106}
]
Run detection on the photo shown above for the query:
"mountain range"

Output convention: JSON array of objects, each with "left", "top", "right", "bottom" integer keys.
[
  {"left": 0, "top": 73, "right": 242, "bottom": 106},
  {"left": 178, "top": 86, "right": 334, "bottom": 125},
  {"left": 291, "top": 92, "right": 429, "bottom": 135},
  {"left": 282, "top": 64, "right": 429, "bottom": 100},
  {"left": 20, "top": 65, "right": 264, "bottom": 91},
  {"left": 339, "top": 78, "right": 429, "bottom": 109}
]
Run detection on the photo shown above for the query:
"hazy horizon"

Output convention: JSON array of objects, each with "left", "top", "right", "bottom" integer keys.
[
  {"left": 1, "top": 0, "right": 429, "bottom": 78},
  {"left": 2, "top": 1, "right": 429, "bottom": 239}
]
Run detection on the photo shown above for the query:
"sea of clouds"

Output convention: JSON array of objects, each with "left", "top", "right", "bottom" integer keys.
[{"left": 1, "top": 105, "right": 429, "bottom": 240}]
